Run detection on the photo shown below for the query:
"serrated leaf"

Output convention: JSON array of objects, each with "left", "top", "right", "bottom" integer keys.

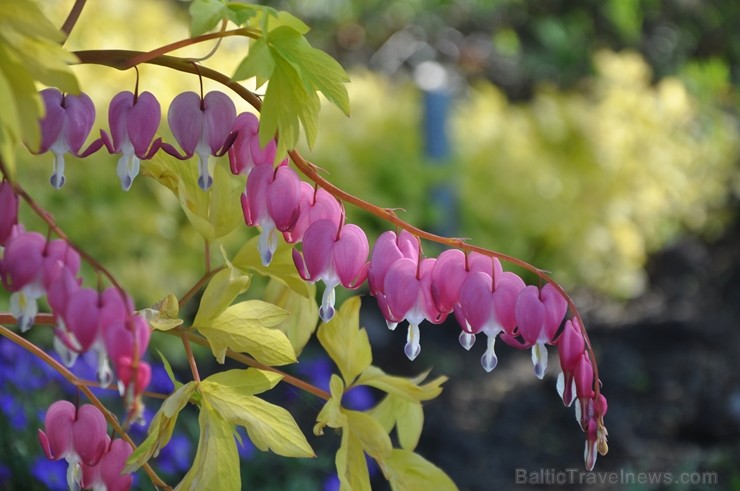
[
  {"left": 249, "top": 7, "right": 310, "bottom": 34},
  {"left": 175, "top": 397, "right": 240, "bottom": 491},
  {"left": 198, "top": 300, "right": 295, "bottom": 365},
  {"left": 202, "top": 368, "right": 282, "bottom": 396},
  {"left": 189, "top": 0, "right": 229, "bottom": 37},
  {"left": 225, "top": 4, "right": 258, "bottom": 26},
  {"left": 336, "top": 427, "right": 371, "bottom": 491},
  {"left": 314, "top": 374, "right": 346, "bottom": 435},
  {"left": 201, "top": 374, "right": 314, "bottom": 458},
  {"left": 379, "top": 449, "right": 459, "bottom": 491},
  {"left": 355, "top": 366, "right": 447, "bottom": 402},
  {"left": 125, "top": 382, "right": 197, "bottom": 473},
  {"left": 232, "top": 235, "right": 311, "bottom": 297},
  {"left": 345, "top": 410, "right": 392, "bottom": 461},
  {"left": 264, "top": 278, "right": 318, "bottom": 356},
  {"left": 318, "top": 297, "right": 372, "bottom": 386},
  {"left": 232, "top": 36, "right": 274, "bottom": 87},
  {"left": 192, "top": 267, "right": 251, "bottom": 327}
]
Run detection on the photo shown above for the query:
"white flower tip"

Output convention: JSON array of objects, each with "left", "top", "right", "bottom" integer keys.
[
  {"left": 386, "top": 321, "right": 398, "bottom": 331},
  {"left": 481, "top": 352, "right": 498, "bottom": 372},
  {"left": 459, "top": 331, "right": 476, "bottom": 351},
  {"left": 319, "top": 304, "right": 335, "bottom": 322},
  {"left": 404, "top": 324, "right": 421, "bottom": 361},
  {"left": 198, "top": 174, "right": 213, "bottom": 190},
  {"left": 531, "top": 343, "right": 548, "bottom": 379},
  {"left": 50, "top": 173, "right": 65, "bottom": 189}
]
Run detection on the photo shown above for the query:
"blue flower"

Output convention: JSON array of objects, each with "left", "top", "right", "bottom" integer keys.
[{"left": 31, "top": 456, "right": 67, "bottom": 491}]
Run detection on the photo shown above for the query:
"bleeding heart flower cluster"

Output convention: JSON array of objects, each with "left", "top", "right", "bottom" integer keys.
[
  {"left": 0, "top": 180, "right": 151, "bottom": 414},
  {"left": 29, "top": 85, "right": 607, "bottom": 470},
  {"left": 38, "top": 400, "right": 133, "bottom": 491}
]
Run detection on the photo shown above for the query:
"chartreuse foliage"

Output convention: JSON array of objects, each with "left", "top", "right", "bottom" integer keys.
[
  {"left": 189, "top": 0, "right": 350, "bottom": 161},
  {"left": 314, "top": 298, "right": 455, "bottom": 490},
  {"left": 0, "top": 0, "right": 79, "bottom": 176}
]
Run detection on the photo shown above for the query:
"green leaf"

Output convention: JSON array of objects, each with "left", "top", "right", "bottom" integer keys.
[
  {"left": 264, "top": 278, "right": 318, "bottom": 356},
  {"left": 249, "top": 7, "right": 310, "bottom": 34},
  {"left": 192, "top": 267, "right": 251, "bottom": 327},
  {"left": 355, "top": 366, "right": 447, "bottom": 402},
  {"left": 176, "top": 397, "right": 241, "bottom": 491},
  {"left": 232, "top": 36, "right": 274, "bottom": 88},
  {"left": 369, "top": 395, "right": 424, "bottom": 451},
  {"left": 317, "top": 297, "right": 372, "bottom": 386},
  {"left": 198, "top": 300, "right": 296, "bottom": 365},
  {"left": 345, "top": 410, "right": 393, "bottom": 461},
  {"left": 201, "top": 372, "right": 315, "bottom": 458},
  {"left": 232, "top": 235, "right": 311, "bottom": 297},
  {"left": 379, "top": 449, "right": 459, "bottom": 491},
  {"left": 224, "top": 4, "right": 258, "bottom": 26},
  {"left": 157, "top": 350, "right": 183, "bottom": 391},
  {"left": 125, "top": 382, "right": 197, "bottom": 473},
  {"left": 143, "top": 293, "right": 184, "bottom": 331},
  {"left": 314, "top": 374, "right": 347, "bottom": 435},
  {"left": 189, "top": 0, "right": 229, "bottom": 37}
]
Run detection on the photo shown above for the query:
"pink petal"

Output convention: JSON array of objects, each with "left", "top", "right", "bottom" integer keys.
[
  {"left": 459, "top": 272, "right": 494, "bottom": 334},
  {"left": 73, "top": 404, "right": 109, "bottom": 466},
  {"left": 574, "top": 353, "right": 594, "bottom": 400},
  {"left": 99, "top": 439, "right": 133, "bottom": 491},
  {"left": 168, "top": 91, "right": 203, "bottom": 155},
  {"left": 38, "top": 89, "right": 65, "bottom": 153},
  {"left": 492, "top": 273, "right": 525, "bottom": 334},
  {"left": 267, "top": 166, "right": 301, "bottom": 231},
  {"left": 333, "top": 224, "right": 369, "bottom": 287},
  {"left": 65, "top": 288, "right": 102, "bottom": 352},
  {"left": 107, "top": 91, "right": 134, "bottom": 153},
  {"left": 383, "top": 258, "right": 420, "bottom": 321},
  {"left": 368, "top": 231, "right": 405, "bottom": 295},
  {"left": 39, "top": 400, "right": 76, "bottom": 460},
  {"left": 0, "top": 231, "right": 45, "bottom": 291},
  {"left": 0, "top": 180, "right": 18, "bottom": 245},
  {"left": 228, "top": 112, "right": 260, "bottom": 175},
  {"left": 557, "top": 319, "right": 585, "bottom": 373},
  {"left": 515, "top": 285, "right": 546, "bottom": 346},
  {"left": 202, "top": 91, "right": 236, "bottom": 153},
  {"left": 244, "top": 164, "right": 273, "bottom": 226},
  {"left": 301, "top": 219, "right": 337, "bottom": 280},
  {"left": 63, "top": 92, "right": 96, "bottom": 154},
  {"left": 127, "top": 91, "right": 161, "bottom": 156},
  {"left": 540, "top": 283, "right": 568, "bottom": 341},
  {"left": 430, "top": 249, "right": 466, "bottom": 313},
  {"left": 45, "top": 263, "right": 80, "bottom": 317}
]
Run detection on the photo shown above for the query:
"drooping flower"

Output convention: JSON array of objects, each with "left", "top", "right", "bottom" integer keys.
[
  {"left": 458, "top": 270, "right": 525, "bottom": 371},
  {"left": 37, "top": 88, "right": 101, "bottom": 189},
  {"left": 38, "top": 401, "right": 108, "bottom": 491},
  {"left": 81, "top": 437, "right": 134, "bottom": 491},
  {"left": 381, "top": 257, "right": 446, "bottom": 361},
  {"left": 511, "top": 284, "right": 568, "bottom": 379},
  {"left": 283, "top": 182, "right": 343, "bottom": 244},
  {"left": 101, "top": 91, "right": 161, "bottom": 191},
  {"left": 241, "top": 162, "right": 302, "bottom": 265},
  {"left": 555, "top": 318, "right": 586, "bottom": 407},
  {"left": 228, "top": 112, "right": 276, "bottom": 176},
  {"left": 293, "top": 219, "right": 369, "bottom": 322},
  {"left": 163, "top": 91, "right": 236, "bottom": 190}
]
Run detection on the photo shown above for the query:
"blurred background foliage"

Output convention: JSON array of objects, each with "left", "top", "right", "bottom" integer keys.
[{"left": 2, "top": 0, "right": 739, "bottom": 488}]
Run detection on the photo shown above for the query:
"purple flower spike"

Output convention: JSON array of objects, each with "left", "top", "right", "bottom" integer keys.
[
  {"left": 293, "top": 219, "right": 369, "bottom": 322},
  {"left": 0, "top": 180, "right": 18, "bottom": 246},
  {"left": 101, "top": 91, "right": 161, "bottom": 191},
  {"left": 228, "top": 112, "right": 277, "bottom": 175},
  {"left": 166, "top": 91, "right": 236, "bottom": 190},
  {"left": 38, "top": 89, "right": 100, "bottom": 189}
]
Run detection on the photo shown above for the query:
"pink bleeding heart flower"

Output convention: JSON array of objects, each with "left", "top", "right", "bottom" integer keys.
[
  {"left": 283, "top": 182, "right": 343, "bottom": 244},
  {"left": 101, "top": 91, "right": 161, "bottom": 191},
  {"left": 573, "top": 352, "right": 595, "bottom": 431},
  {"left": 82, "top": 437, "right": 134, "bottom": 491},
  {"left": 293, "top": 219, "right": 369, "bottom": 322},
  {"left": 583, "top": 393, "right": 608, "bottom": 471},
  {"left": 0, "top": 179, "right": 18, "bottom": 246},
  {"left": 104, "top": 314, "right": 152, "bottom": 416},
  {"left": 38, "top": 401, "right": 109, "bottom": 491},
  {"left": 37, "top": 88, "right": 101, "bottom": 189},
  {"left": 512, "top": 284, "right": 568, "bottom": 379},
  {"left": 228, "top": 112, "right": 277, "bottom": 175},
  {"left": 382, "top": 257, "right": 445, "bottom": 361},
  {"left": 459, "top": 270, "right": 525, "bottom": 371},
  {"left": 241, "top": 162, "right": 302, "bottom": 265},
  {"left": 1, "top": 231, "right": 47, "bottom": 331},
  {"left": 430, "top": 250, "right": 501, "bottom": 350},
  {"left": 164, "top": 91, "right": 236, "bottom": 190},
  {"left": 556, "top": 318, "right": 586, "bottom": 407},
  {"left": 368, "top": 230, "right": 419, "bottom": 300}
]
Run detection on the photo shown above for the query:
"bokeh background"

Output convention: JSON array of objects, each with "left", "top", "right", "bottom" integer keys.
[{"left": 1, "top": 0, "right": 739, "bottom": 490}]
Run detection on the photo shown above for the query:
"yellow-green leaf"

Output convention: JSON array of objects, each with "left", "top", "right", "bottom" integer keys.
[
  {"left": 369, "top": 395, "right": 424, "bottom": 451},
  {"left": 143, "top": 293, "right": 184, "bottom": 331},
  {"left": 198, "top": 300, "right": 295, "bottom": 365},
  {"left": 314, "top": 374, "right": 346, "bottom": 435},
  {"left": 201, "top": 375, "right": 314, "bottom": 458},
  {"left": 232, "top": 235, "right": 311, "bottom": 297},
  {"left": 125, "top": 382, "right": 197, "bottom": 473},
  {"left": 318, "top": 296, "right": 372, "bottom": 386},
  {"left": 355, "top": 366, "right": 447, "bottom": 402},
  {"left": 336, "top": 427, "right": 371, "bottom": 491},
  {"left": 175, "top": 398, "right": 240, "bottom": 491},
  {"left": 192, "top": 267, "right": 251, "bottom": 327},
  {"left": 345, "top": 410, "right": 392, "bottom": 461},
  {"left": 202, "top": 368, "right": 282, "bottom": 396},
  {"left": 264, "top": 278, "right": 318, "bottom": 356},
  {"left": 379, "top": 449, "right": 459, "bottom": 491}
]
